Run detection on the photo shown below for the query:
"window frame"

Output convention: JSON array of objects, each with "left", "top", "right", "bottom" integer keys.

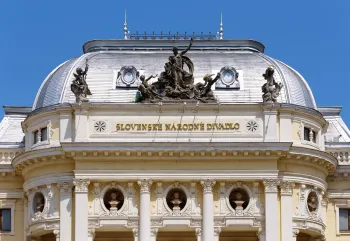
[
  {"left": 335, "top": 200, "right": 350, "bottom": 235},
  {"left": 28, "top": 120, "right": 51, "bottom": 149},
  {"left": 0, "top": 200, "right": 16, "bottom": 235},
  {"left": 299, "top": 121, "right": 320, "bottom": 148}
]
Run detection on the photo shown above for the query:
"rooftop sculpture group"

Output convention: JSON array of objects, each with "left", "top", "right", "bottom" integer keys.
[
  {"left": 70, "top": 40, "right": 283, "bottom": 104},
  {"left": 136, "top": 38, "right": 221, "bottom": 103}
]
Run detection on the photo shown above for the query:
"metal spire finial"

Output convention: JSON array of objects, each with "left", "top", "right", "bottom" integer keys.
[
  {"left": 124, "top": 9, "right": 129, "bottom": 40},
  {"left": 219, "top": 12, "right": 223, "bottom": 40}
]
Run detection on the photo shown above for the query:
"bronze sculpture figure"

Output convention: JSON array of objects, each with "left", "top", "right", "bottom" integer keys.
[
  {"left": 261, "top": 66, "right": 283, "bottom": 103},
  {"left": 136, "top": 38, "right": 220, "bottom": 103},
  {"left": 71, "top": 60, "right": 92, "bottom": 104}
]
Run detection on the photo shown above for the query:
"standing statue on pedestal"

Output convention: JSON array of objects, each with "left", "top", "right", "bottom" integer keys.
[
  {"left": 71, "top": 60, "right": 92, "bottom": 104},
  {"left": 261, "top": 66, "right": 283, "bottom": 103}
]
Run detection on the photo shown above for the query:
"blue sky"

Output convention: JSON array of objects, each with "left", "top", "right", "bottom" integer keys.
[{"left": 0, "top": 0, "right": 350, "bottom": 124}]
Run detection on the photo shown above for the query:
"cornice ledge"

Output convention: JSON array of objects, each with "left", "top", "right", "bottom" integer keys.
[
  {"left": 289, "top": 146, "right": 337, "bottom": 167},
  {"left": 328, "top": 190, "right": 350, "bottom": 199},
  {"left": 74, "top": 169, "right": 279, "bottom": 180},
  {"left": 12, "top": 147, "right": 64, "bottom": 167},
  {"left": 61, "top": 142, "right": 292, "bottom": 151},
  {"left": 278, "top": 172, "right": 327, "bottom": 191},
  {"left": 0, "top": 189, "right": 24, "bottom": 199},
  {"left": 23, "top": 173, "right": 74, "bottom": 192}
]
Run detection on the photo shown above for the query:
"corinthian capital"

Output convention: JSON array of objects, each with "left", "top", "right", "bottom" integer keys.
[
  {"left": 263, "top": 179, "right": 279, "bottom": 193},
  {"left": 137, "top": 179, "right": 153, "bottom": 193},
  {"left": 73, "top": 179, "right": 90, "bottom": 193},
  {"left": 280, "top": 181, "right": 294, "bottom": 195},
  {"left": 201, "top": 179, "right": 216, "bottom": 193},
  {"left": 57, "top": 182, "right": 73, "bottom": 195}
]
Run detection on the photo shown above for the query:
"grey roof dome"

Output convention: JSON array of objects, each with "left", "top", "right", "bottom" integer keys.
[{"left": 32, "top": 39, "right": 316, "bottom": 110}]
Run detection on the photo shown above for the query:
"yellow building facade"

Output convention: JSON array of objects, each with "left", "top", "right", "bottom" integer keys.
[{"left": 0, "top": 35, "right": 349, "bottom": 241}]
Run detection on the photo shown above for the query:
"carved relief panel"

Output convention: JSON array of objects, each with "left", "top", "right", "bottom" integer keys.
[
  {"left": 152, "top": 181, "right": 201, "bottom": 217},
  {"left": 90, "top": 182, "right": 138, "bottom": 217},
  {"left": 27, "top": 184, "right": 58, "bottom": 223},
  {"left": 215, "top": 181, "right": 263, "bottom": 217},
  {"left": 295, "top": 184, "right": 325, "bottom": 223}
]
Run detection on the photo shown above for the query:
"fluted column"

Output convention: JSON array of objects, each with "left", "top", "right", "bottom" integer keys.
[
  {"left": 132, "top": 228, "right": 139, "bottom": 241},
  {"left": 150, "top": 228, "right": 158, "bottom": 241},
  {"left": 57, "top": 182, "right": 73, "bottom": 241},
  {"left": 201, "top": 179, "right": 216, "bottom": 241},
  {"left": 73, "top": 179, "right": 90, "bottom": 241},
  {"left": 195, "top": 228, "right": 202, "bottom": 241},
  {"left": 214, "top": 227, "right": 221, "bottom": 241},
  {"left": 263, "top": 179, "right": 279, "bottom": 241},
  {"left": 137, "top": 179, "right": 153, "bottom": 241},
  {"left": 280, "top": 181, "right": 294, "bottom": 241}
]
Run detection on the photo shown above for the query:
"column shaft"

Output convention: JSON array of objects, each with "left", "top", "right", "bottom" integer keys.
[
  {"left": 201, "top": 179, "right": 216, "bottom": 241},
  {"left": 280, "top": 181, "right": 294, "bottom": 241},
  {"left": 73, "top": 179, "right": 90, "bottom": 241},
  {"left": 263, "top": 180, "right": 279, "bottom": 241},
  {"left": 58, "top": 182, "right": 73, "bottom": 241},
  {"left": 138, "top": 179, "right": 152, "bottom": 241}
]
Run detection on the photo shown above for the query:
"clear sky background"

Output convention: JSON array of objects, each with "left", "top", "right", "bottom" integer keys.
[{"left": 0, "top": 0, "right": 349, "bottom": 124}]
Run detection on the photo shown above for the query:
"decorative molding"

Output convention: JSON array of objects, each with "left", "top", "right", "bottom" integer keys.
[
  {"left": 150, "top": 228, "right": 158, "bottom": 237},
  {"left": 53, "top": 230, "right": 59, "bottom": 238},
  {"left": 73, "top": 179, "right": 90, "bottom": 193},
  {"left": 57, "top": 182, "right": 73, "bottom": 195},
  {"left": 132, "top": 228, "right": 138, "bottom": 237},
  {"left": 87, "top": 228, "right": 95, "bottom": 238},
  {"left": 195, "top": 228, "right": 202, "bottom": 237},
  {"left": 137, "top": 179, "right": 153, "bottom": 193},
  {"left": 263, "top": 179, "right": 279, "bottom": 193},
  {"left": 279, "top": 181, "right": 294, "bottom": 195},
  {"left": 201, "top": 179, "right": 216, "bottom": 193},
  {"left": 292, "top": 228, "right": 299, "bottom": 237}
]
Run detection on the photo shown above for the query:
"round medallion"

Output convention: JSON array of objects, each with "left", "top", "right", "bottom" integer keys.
[
  {"left": 94, "top": 121, "right": 107, "bottom": 133},
  {"left": 229, "top": 188, "right": 250, "bottom": 211},
  {"left": 246, "top": 120, "right": 259, "bottom": 133},
  {"left": 166, "top": 188, "right": 187, "bottom": 214},
  {"left": 123, "top": 70, "right": 135, "bottom": 84},
  {"left": 103, "top": 188, "right": 124, "bottom": 211},
  {"left": 222, "top": 70, "right": 234, "bottom": 85}
]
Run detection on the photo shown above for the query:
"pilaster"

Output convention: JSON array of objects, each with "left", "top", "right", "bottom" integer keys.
[
  {"left": 263, "top": 179, "right": 279, "bottom": 241},
  {"left": 150, "top": 228, "right": 158, "bottom": 241},
  {"left": 59, "top": 112, "right": 73, "bottom": 142},
  {"left": 200, "top": 179, "right": 216, "bottom": 241},
  {"left": 214, "top": 227, "right": 221, "bottom": 241},
  {"left": 73, "top": 179, "right": 90, "bottom": 241},
  {"left": 88, "top": 228, "right": 95, "bottom": 241},
  {"left": 280, "top": 181, "right": 294, "bottom": 241},
  {"left": 132, "top": 228, "right": 139, "bottom": 241},
  {"left": 195, "top": 228, "right": 202, "bottom": 241},
  {"left": 74, "top": 108, "right": 89, "bottom": 142},
  {"left": 57, "top": 182, "right": 73, "bottom": 241},
  {"left": 263, "top": 106, "right": 278, "bottom": 142},
  {"left": 279, "top": 112, "right": 292, "bottom": 141}
]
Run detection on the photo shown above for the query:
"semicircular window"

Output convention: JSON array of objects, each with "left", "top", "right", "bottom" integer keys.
[
  {"left": 103, "top": 188, "right": 124, "bottom": 211},
  {"left": 166, "top": 188, "right": 187, "bottom": 214},
  {"left": 229, "top": 188, "right": 250, "bottom": 211},
  {"left": 33, "top": 192, "right": 45, "bottom": 214}
]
